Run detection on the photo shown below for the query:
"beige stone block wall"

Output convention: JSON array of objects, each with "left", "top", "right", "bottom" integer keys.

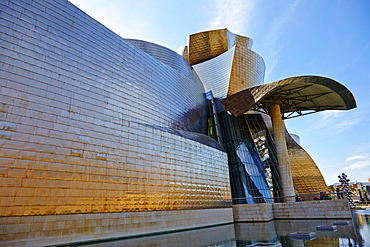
[
  {"left": 233, "top": 203, "right": 274, "bottom": 222},
  {"left": 233, "top": 200, "right": 352, "bottom": 222},
  {"left": 0, "top": 208, "right": 234, "bottom": 246},
  {"left": 272, "top": 200, "right": 352, "bottom": 219}
]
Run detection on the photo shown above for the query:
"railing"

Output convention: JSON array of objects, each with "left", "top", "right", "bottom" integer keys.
[{"left": 231, "top": 192, "right": 370, "bottom": 206}]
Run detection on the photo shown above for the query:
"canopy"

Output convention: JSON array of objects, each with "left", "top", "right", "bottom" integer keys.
[{"left": 221, "top": 76, "right": 356, "bottom": 119}]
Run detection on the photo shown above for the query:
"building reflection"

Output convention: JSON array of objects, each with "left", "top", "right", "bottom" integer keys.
[{"left": 79, "top": 212, "right": 370, "bottom": 247}]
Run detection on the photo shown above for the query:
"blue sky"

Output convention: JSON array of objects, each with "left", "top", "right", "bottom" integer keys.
[{"left": 69, "top": 0, "right": 370, "bottom": 185}]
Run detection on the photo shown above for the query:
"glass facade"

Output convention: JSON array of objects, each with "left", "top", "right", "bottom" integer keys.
[
  {"left": 189, "top": 29, "right": 282, "bottom": 204},
  {"left": 216, "top": 112, "right": 283, "bottom": 203}
]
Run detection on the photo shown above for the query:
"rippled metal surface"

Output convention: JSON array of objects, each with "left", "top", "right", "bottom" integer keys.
[
  {"left": 0, "top": 0, "right": 231, "bottom": 219},
  {"left": 189, "top": 29, "right": 265, "bottom": 100}
]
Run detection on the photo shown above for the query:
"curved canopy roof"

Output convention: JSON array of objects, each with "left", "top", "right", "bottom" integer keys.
[{"left": 221, "top": 76, "right": 356, "bottom": 119}]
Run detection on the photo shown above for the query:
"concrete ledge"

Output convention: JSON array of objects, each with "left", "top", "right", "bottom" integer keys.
[
  {"left": 233, "top": 200, "right": 352, "bottom": 222},
  {"left": 233, "top": 203, "right": 274, "bottom": 222},
  {"left": 0, "top": 208, "right": 234, "bottom": 246},
  {"left": 273, "top": 199, "right": 352, "bottom": 219}
]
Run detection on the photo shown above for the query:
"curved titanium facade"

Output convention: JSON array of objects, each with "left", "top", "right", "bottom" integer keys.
[
  {"left": 0, "top": 1, "right": 358, "bottom": 244},
  {"left": 190, "top": 30, "right": 355, "bottom": 203},
  {"left": 263, "top": 118, "right": 327, "bottom": 199},
  {"left": 193, "top": 47, "right": 236, "bottom": 99},
  {"left": 125, "top": 39, "right": 192, "bottom": 75},
  {"left": 285, "top": 132, "right": 328, "bottom": 198},
  {"left": 0, "top": 0, "right": 231, "bottom": 220},
  {"left": 189, "top": 29, "right": 265, "bottom": 99}
]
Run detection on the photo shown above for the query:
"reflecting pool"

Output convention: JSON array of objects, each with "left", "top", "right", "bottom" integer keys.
[{"left": 78, "top": 209, "right": 370, "bottom": 247}]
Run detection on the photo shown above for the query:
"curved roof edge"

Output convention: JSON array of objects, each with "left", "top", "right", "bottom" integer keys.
[
  {"left": 125, "top": 39, "right": 191, "bottom": 73},
  {"left": 293, "top": 75, "right": 356, "bottom": 109},
  {"left": 221, "top": 75, "right": 357, "bottom": 118}
]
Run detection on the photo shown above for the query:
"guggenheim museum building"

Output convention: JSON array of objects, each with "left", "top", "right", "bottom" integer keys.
[{"left": 0, "top": 0, "right": 356, "bottom": 245}]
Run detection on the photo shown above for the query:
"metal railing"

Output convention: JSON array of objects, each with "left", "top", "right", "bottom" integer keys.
[{"left": 231, "top": 192, "right": 370, "bottom": 205}]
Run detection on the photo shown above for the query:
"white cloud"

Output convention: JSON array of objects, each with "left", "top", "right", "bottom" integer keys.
[
  {"left": 336, "top": 119, "right": 361, "bottom": 128},
  {"left": 68, "top": 0, "right": 157, "bottom": 42},
  {"left": 302, "top": 110, "right": 362, "bottom": 136},
  {"left": 343, "top": 160, "right": 370, "bottom": 170},
  {"left": 208, "top": 0, "right": 258, "bottom": 34},
  {"left": 265, "top": 0, "right": 299, "bottom": 46},
  {"left": 318, "top": 110, "right": 342, "bottom": 126},
  {"left": 345, "top": 155, "right": 366, "bottom": 161}
]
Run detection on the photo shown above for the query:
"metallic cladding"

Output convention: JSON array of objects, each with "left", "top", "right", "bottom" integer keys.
[
  {"left": 188, "top": 29, "right": 230, "bottom": 65},
  {"left": 228, "top": 45, "right": 265, "bottom": 95},
  {"left": 188, "top": 29, "right": 265, "bottom": 99},
  {"left": 285, "top": 132, "right": 328, "bottom": 198},
  {"left": 263, "top": 117, "right": 328, "bottom": 200},
  {"left": 0, "top": 0, "right": 232, "bottom": 217},
  {"left": 125, "top": 39, "right": 192, "bottom": 75},
  {"left": 193, "top": 47, "right": 236, "bottom": 99}
]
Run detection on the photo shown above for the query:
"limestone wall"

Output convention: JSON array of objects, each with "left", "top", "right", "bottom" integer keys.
[
  {"left": 233, "top": 200, "right": 352, "bottom": 222},
  {"left": 233, "top": 203, "right": 274, "bottom": 222},
  {"left": 273, "top": 199, "right": 351, "bottom": 219}
]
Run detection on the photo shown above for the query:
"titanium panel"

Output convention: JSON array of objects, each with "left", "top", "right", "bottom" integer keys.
[
  {"left": 125, "top": 39, "right": 192, "bottom": 75},
  {"left": 0, "top": 0, "right": 232, "bottom": 217},
  {"left": 285, "top": 131, "right": 328, "bottom": 199},
  {"left": 228, "top": 45, "right": 265, "bottom": 95},
  {"left": 188, "top": 29, "right": 265, "bottom": 99},
  {"left": 226, "top": 29, "right": 253, "bottom": 50},
  {"left": 193, "top": 47, "right": 236, "bottom": 99},
  {"left": 188, "top": 29, "right": 229, "bottom": 65}
]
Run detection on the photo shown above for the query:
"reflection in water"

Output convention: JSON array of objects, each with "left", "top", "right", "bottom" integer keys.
[
  {"left": 81, "top": 224, "right": 236, "bottom": 247},
  {"left": 356, "top": 210, "right": 370, "bottom": 246},
  {"left": 79, "top": 210, "right": 370, "bottom": 247}
]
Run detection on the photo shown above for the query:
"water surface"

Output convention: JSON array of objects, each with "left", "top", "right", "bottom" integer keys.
[{"left": 78, "top": 209, "right": 370, "bottom": 247}]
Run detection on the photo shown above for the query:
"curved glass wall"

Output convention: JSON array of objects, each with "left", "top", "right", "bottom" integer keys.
[{"left": 217, "top": 112, "right": 283, "bottom": 204}]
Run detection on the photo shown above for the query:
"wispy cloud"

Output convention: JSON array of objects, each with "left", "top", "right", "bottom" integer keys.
[
  {"left": 346, "top": 155, "right": 366, "bottom": 161},
  {"left": 302, "top": 110, "right": 362, "bottom": 136},
  {"left": 344, "top": 154, "right": 370, "bottom": 172},
  {"left": 344, "top": 160, "right": 370, "bottom": 170},
  {"left": 317, "top": 110, "right": 342, "bottom": 126},
  {"left": 207, "top": 0, "right": 258, "bottom": 34},
  {"left": 265, "top": 0, "right": 299, "bottom": 47},
  {"left": 263, "top": 0, "right": 300, "bottom": 79},
  {"left": 69, "top": 0, "right": 158, "bottom": 43},
  {"left": 337, "top": 119, "right": 361, "bottom": 127},
  {"left": 324, "top": 42, "right": 370, "bottom": 76}
]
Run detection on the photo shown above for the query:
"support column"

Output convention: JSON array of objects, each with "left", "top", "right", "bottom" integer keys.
[{"left": 270, "top": 104, "right": 295, "bottom": 202}]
